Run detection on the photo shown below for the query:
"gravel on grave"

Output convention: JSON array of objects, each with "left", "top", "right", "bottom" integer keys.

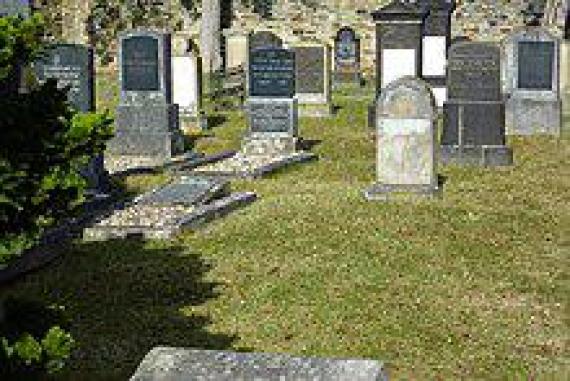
[
  {"left": 95, "top": 204, "right": 196, "bottom": 229},
  {"left": 193, "top": 152, "right": 307, "bottom": 173}
]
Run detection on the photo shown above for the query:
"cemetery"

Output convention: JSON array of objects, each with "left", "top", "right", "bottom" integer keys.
[{"left": 1, "top": 1, "right": 569, "bottom": 380}]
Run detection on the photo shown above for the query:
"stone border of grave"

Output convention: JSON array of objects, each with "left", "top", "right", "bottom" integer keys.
[
  {"left": 83, "top": 191, "right": 256, "bottom": 241},
  {"left": 130, "top": 347, "right": 388, "bottom": 381},
  {"left": 190, "top": 151, "right": 318, "bottom": 179}
]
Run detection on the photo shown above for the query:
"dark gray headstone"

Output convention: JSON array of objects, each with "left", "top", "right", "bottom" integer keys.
[
  {"left": 122, "top": 36, "right": 160, "bottom": 91},
  {"left": 0, "top": 0, "right": 31, "bottom": 18},
  {"left": 441, "top": 42, "right": 512, "bottom": 166},
  {"left": 447, "top": 42, "right": 501, "bottom": 101},
  {"left": 130, "top": 347, "right": 388, "bottom": 381},
  {"left": 249, "top": 31, "right": 283, "bottom": 51},
  {"left": 249, "top": 48, "right": 295, "bottom": 97},
  {"left": 517, "top": 41, "right": 554, "bottom": 90},
  {"left": 334, "top": 27, "right": 360, "bottom": 84},
  {"left": 294, "top": 46, "right": 324, "bottom": 94},
  {"left": 34, "top": 44, "right": 94, "bottom": 112}
]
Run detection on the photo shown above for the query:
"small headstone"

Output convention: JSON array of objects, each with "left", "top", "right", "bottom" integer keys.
[
  {"left": 0, "top": 0, "right": 31, "bottom": 18},
  {"left": 364, "top": 77, "right": 439, "bottom": 200},
  {"left": 334, "top": 27, "right": 361, "bottom": 86},
  {"left": 130, "top": 347, "right": 388, "bottom": 381},
  {"left": 248, "top": 47, "right": 295, "bottom": 97},
  {"left": 292, "top": 43, "right": 332, "bottom": 117},
  {"left": 442, "top": 42, "right": 512, "bottom": 166},
  {"left": 503, "top": 27, "right": 561, "bottom": 136},
  {"left": 224, "top": 30, "right": 248, "bottom": 69},
  {"left": 107, "top": 30, "right": 184, "bottom": 170},
  {"left": 172, "top": 42, "right": 206, "bottom": 132}
]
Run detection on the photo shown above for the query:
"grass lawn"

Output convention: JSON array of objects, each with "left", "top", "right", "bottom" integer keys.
[{"left": 1, "top": 91, "right": 569, "bottom": 380}]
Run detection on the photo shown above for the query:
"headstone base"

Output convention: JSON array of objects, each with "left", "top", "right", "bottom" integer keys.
[
  {"left": 440, "top": 145, "right": 513, "bottom": 166},
  {"left": 129, "top": 347, "right": 387, "bottom": 381},
  {"left": 505, "top": 97, "right": 561, "bottom": 136},
  {"left": 363, "top": 183, "right": 440, "bottom": 201},
  {"left": 298, "top": 102, "right": 333, "bottom": 117},
  {"left": 241, "top": 136, "right": 297, "bottom": 156}
]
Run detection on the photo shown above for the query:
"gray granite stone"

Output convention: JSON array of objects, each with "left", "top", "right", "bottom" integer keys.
[
  {"left": 334, "top": 27, "right": 361, "bottom": 86},
  {"left": 503, "top": 27, "right": 561, "bottom": 136},
  {"left": 134, "top": 176, "right": 228, "bottom": 206},
  {"left": 247, "top": 97, "right": 298, "bottom": 136},
  {"left": 248, "top": 48, "right": 295, "bottom": 98},
  {"left": 130, "top": 347, "right": 387, "bottom": 381}
]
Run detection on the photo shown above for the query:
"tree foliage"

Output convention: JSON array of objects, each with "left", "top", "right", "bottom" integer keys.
[{"left": 0, "top": 14, "right": 114, "bottom": 264}]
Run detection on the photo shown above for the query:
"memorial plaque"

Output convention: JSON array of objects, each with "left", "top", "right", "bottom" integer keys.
[
  {"left": 447, "top": 43, "right": 501, "bottom": 101},
  {"left": 249, "top": 48, "right": 295, "bottom": 97},
  {"left": 249, "top": 101, "right": 292, "bottom": 133},
  {"left": 0, "top": 0, "right": 30, "bottom": 18},
  {"left": 136, "top": 176, "right": 227, "bottom": 206},
  {"left": 249, "top": 31, "right": 282, "bottom": 51},
  {"left": 34, "top": 44, "right": 94, "bottom": 112},
  {"left": 517, "top": 41, "right": 554, "bottom": 90},
  {"left": 122, "top": 36, "right": 160, "bottom": 91},
  {"left": 295, "top": 46, "right": 324, "bottom": 94}
]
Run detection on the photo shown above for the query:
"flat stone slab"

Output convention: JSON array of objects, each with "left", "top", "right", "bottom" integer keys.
[
  {"left": 440, "top": 145, "right": 513, "bottom": 167},
  {"left": 364, "top": 183, "right": 441, "bottom": 201},
  {"left": 130, "top": 347, "right": 388, "bottom": 381},
  {"left": 190, "top": 151, "right": 317, "bottom": 179},
  {"left": 83, "top": 192, "right": 256, "bottom": 241},
  {"left": 133, "top": 176, "right": 229, "bottom": 206}
]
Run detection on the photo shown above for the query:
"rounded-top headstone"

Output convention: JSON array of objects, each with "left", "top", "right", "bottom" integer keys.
[{"left": 376, "top": 76, "right": 436, "bottom": 120}]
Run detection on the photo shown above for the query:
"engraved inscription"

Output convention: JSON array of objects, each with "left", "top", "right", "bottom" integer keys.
[
  {"left": 122, "top": 36, "right": 160, "bottom": 91},
  {"left": 249, "top": 48, "right": 295, "bottom": 97},
  {"left": 517, "top": 41, "right": 554, "bottom": 90},
  {"left": 295, "top": 46, "right": 324, "bottom": 94}
]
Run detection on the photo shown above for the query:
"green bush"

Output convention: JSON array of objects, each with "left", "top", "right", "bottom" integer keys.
[{"left": 0, "top": 14, "right": 114, "bottom": 265}]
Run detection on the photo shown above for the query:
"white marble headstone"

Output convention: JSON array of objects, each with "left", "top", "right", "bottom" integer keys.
[{"left": 172, "top": 55, "right": 199, "bottom": 117}]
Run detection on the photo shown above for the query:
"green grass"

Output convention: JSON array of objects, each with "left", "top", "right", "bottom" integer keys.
[{"left": 1, "top": 94, "right": 569, "bottom": 380}]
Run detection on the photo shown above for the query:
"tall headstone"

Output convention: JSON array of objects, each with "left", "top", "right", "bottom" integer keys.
[
  {"left": 442, "top": 42, "right": 513, "bottom": 166},
  {"left": 333, "top": 27, "right": 361, "bottom": 87},
  {"left": 364, "top": 77, "right": 439, "bottom": 201},
  {"left": 561, "top": 13, "right": 570, "bottom": 119},
  {"left": 200, "top": 0, "right": 222, "bottom": 73},
  {"left": 172, "top": 41, "right": 206, "bottom": 132},
  {"left": 246, "top": 31, "right": 283, "bottom": 97},
  {"left": 421, "top": 0, "right": 456, "bottom": 107},
  {"left": 34, "top": 43, "right": 108, "bottom": 193},
  {"left": 292, "top": 43, "right": 332, "bottom": 117},
  {"left": 245, "top": 47, "right": 298, "bottom": 156},
  {"left": 503, "top": 27, "right": 561, "bottom": 136},
  {"left": 0, "top": 0, "right": 31, "bottom": 18},
  {"left": 106, "top": 30, "right": 184, "bottom": 170}
]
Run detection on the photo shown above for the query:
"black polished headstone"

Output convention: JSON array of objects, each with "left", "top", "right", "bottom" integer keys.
[
  {"left": 0, "top": 0, "right": 31, "bottom": 18},
  {"left": 249, "top": 48, "right": 295, "bottom": 97},
  {"left": 122, "top": 36, "right": 160, "bottom": 92},
  {"left": 294, "top": 46, "right": 324, "bottom": 94},
  {"left": 34, "top": 44, "right": 94, "bottom": 112},
  {"left": 517, "top": 41, "right": 554, "bottom": 90}
]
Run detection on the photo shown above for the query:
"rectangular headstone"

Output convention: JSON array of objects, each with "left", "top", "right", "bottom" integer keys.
[
  {"left": 249, "top": 48, "right": 295, "bottom": 97},
  {"left": 248, "top": 97, "right": 297, "bottom": 134},
  {"left": 172, "top": 54, "right": 201, "bottom": 117},
  {"left": 130, "top": 347, "right": 387, "bottom": 381},
  {"left": 34, "top": 44, "right": 94, "bottom": 112},
  {"left": 517, "top": 41, "right": 554, "bottom": 90},
  {"left": 122, "top": 36, "right": 160, "bottom": 92},
  {"left": 447, "top": 43, "right": 501, "bottom": 101},
  {"left": 0, "top": 0, "right": 30, "bottom": 18},
  {"left": 295, "top": 46, "right": 325, "bottom": 94}
]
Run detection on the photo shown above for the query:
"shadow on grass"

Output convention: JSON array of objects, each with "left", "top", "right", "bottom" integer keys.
[
  {"left": 207, "top": 114, "right": 228, "bottom": 129},
  {"left": 1, "top": 237, "right": 243, "bottom": 380},
  {"left": 298, "top": 138, "right": 322, "bottom": 151}
]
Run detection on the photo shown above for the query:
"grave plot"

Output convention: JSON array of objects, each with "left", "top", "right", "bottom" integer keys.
[
  {"left": 83, "top": 176, "right": 256, "bottom": 240},
  {"left": 190, "top": 47, "right": 317, "bottom": 179}
]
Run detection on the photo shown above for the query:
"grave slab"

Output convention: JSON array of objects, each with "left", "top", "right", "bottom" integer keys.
[{"left": 130, "top": 347, "right": 388, "bottom": 381}]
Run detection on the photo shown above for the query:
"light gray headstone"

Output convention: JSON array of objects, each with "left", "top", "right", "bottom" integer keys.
[{"left": 130, "top": 347, "right": 388, "bottom": 381}]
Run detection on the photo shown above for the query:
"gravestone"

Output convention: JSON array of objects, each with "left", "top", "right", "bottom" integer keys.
[
  {"left": 563, "top": 20, "right": 570, "bottom": 118},
  {"left": 503, "top": 27, "right": 561, "bottom": 135},
  {"left": 442, "top": 42, "right": 513, "bottom": 166},
  {"left": 106, "top": 30, "right": 184, "bottom": 171},
  {"left": 333, "top": 27, "right": 361, "bottom": 87},
  {"left": 223, "top": 29, "right": 248, "bottom": 69},
  {"left": 292, "top": 43, "right": 332, "bottom": 117},
  {"left": 246, "top": 47, "right": 298, "bottom": 156},
  {"left": 364, "top": 77, "right": 439, "bottom": 200},
  {"left": 0, "top": 0, "right": 31, "bottom": 18},
  {"left": 172, "top": 41, "right": 206, "bottom": 132},
  {"left": 34, "top": 43, "right": 108, "bottom": 192},
  {"left": 130, "top": 347, "right": 388, "bottom": 381},
  {"left": 421, "top": 0, "right": 456, "bottom": 107}
]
